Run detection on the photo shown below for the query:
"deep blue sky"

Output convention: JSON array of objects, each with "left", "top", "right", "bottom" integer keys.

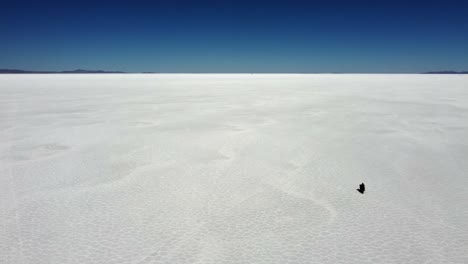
[{"left": 2, "top": 0, "right": 468, "bottom": 72}]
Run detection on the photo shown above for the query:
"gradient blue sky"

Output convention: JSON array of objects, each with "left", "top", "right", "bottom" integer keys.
[{"left": 2, "top": 0, "right": 468, "bottom": 72}]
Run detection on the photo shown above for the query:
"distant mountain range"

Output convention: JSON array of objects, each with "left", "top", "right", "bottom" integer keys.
[
  {"left": 1, "top": 69, "right": 468, "bottom": 74},
  {"left": 0, "top": 69, "right": 125, "bottom": 74},
  {"left": 422, "top": 71, "right": 468, "bottom": 74}
]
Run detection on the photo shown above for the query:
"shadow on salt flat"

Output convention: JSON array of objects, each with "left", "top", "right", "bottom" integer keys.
[
  {"left": 371, "top": 128, "right": 399, "bottom": 134},
  {"left": 3, "top": 143, "right": 69, "bottom": 162}
]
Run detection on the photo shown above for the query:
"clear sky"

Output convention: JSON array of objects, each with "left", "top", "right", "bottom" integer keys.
[{"left": 2, "top": 0, "right": 468, "bottom": 73}]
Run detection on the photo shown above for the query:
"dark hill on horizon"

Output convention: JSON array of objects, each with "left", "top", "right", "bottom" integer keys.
[
  {"left": 423, "top": 71, "right": 468, "bottom": 74},
  {"left": 0, "top": 69, "right": 125, "bottom": 74}
]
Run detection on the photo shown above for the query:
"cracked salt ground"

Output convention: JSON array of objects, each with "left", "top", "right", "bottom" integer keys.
[{"left": 1, "top": 74, "right": 468, "bottom": 263}]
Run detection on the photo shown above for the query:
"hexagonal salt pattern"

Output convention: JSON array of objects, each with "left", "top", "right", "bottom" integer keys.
[{"left": 1, "top": 74, "right": 468, "bottom": 263}]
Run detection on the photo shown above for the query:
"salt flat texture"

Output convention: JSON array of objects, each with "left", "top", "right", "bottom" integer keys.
[{"left": 1, "top": 74, "right": 468, "bottom": 264}]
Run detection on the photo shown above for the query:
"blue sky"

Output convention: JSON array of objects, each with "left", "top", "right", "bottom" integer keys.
[{"left": 2, "top": 0, "right": 468, "bottom": 72}]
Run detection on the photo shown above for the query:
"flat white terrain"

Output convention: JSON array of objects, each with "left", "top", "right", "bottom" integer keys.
[{"left": 1, "top": 74, "right": 467, "bottom": 264}]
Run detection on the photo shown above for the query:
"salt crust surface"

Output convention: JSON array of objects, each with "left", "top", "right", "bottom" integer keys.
[{"left": 1, "top": 74, "right": 468, "bottom": 263}]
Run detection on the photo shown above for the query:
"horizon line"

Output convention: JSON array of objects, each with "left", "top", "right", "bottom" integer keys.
[{"left": 1, "top": 69, "right": 468, "bottom": 75}]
